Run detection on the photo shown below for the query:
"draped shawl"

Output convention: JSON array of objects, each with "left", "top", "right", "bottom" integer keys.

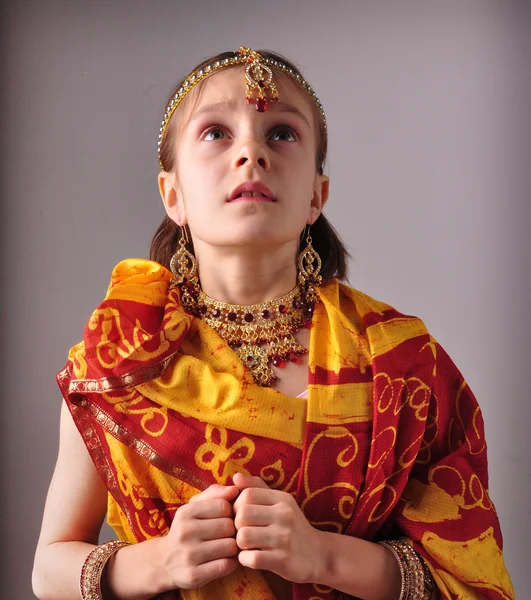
[{"left": 57, "top": 259, "right": 514, "bottom": 600}]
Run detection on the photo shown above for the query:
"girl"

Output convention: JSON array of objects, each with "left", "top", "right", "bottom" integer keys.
[{"left": 33, "top": 46, "right": 514, "bottom": 600}]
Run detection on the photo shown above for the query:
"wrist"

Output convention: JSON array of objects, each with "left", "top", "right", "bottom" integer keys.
[
  {"left": 310, "top": 532, "right": 403, "bottom": 600},
  {"left": 144, "top": 536, "right": 175, "bottom": 595},
  {"left": 313, "top": 529, "right": 336, "bottom": 587},
  {"left": 105, "top": 537, "right": 172, "bottom": 599}
]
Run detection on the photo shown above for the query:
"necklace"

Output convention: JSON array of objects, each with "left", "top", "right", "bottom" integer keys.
[{"left": 177, "top": 282, "right": 317, "bottom": 386}]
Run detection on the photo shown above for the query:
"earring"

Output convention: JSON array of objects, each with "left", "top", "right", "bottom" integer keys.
[
  {"left": 298, "top": 226, "right": 323, "bottom": 288},
  {"left": 170, "top": 225, "right": 198, "bottom": 287}
]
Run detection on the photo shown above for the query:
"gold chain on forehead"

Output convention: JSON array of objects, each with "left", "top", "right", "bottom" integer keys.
[{"left": 157, "top": 46, "right": 326, "bottom": 170}]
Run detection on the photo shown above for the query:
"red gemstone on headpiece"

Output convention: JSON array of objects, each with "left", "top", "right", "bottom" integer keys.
[
  {"left": 258, "top": 80, "right": 265, "bottom": 88},
  {"left": 256, "top": 98, "right": 268, "bottom": 112},
  {"left": 289, "top": 352, "right": 299, "bottom": 363}
]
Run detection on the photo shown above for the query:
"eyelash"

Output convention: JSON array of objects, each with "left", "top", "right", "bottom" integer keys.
[{"left": 202, "top": 125, "right": 298, "bottom": 142}]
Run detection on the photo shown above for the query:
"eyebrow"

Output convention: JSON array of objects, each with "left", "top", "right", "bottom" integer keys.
[{"left": 189, "top": 99, "right": 311, "bottom": 128}]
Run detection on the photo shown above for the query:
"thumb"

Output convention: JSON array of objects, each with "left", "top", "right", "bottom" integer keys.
[
  {"left": 189, "top": 483, "right": 239, "bottom": 503},
  {"left": 232, "top": 472, "right": 270, "bottom": 491}
]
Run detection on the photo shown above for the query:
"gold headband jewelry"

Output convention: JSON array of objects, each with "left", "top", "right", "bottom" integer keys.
[{"left": 158, "top": 46, "right": 326, "bottom": 169}]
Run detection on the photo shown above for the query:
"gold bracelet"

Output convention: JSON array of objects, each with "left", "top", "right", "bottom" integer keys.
[
  {"left": 379, "top": 540, "right": 408, "bottom": 600},
  {"left": 80, "top": 540, "right": 131, "bottom": 600},
  {"left": 379, "top": 540, "right": 435, "bottom": 600}
]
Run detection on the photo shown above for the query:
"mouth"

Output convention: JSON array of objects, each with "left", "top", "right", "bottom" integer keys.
[{"left": 229, "top": 181, "right": 277, "bottom": 202}]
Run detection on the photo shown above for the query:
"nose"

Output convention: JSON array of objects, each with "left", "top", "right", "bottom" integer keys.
[{"left": 233, "top": 139, "right": 270, "bottom": 171}]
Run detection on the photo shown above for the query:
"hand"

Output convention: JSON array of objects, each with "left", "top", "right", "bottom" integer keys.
[
  {"left": 232, "top": 473, "right": 323, "bottom": 584},
  {"left": 158, "top": 483, "right": 240, "bottom": 590}
]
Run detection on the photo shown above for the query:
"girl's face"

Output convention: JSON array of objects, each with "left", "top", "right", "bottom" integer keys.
[{"left": 159, "top": 67, "right": 328, "bottom": 252}]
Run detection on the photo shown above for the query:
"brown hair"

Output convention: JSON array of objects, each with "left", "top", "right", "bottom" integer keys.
[{"left": 150, "top": 49, "right": 350, "bottom": 281}]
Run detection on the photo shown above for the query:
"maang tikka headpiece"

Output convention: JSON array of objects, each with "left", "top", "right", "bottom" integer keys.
[{"left": 157, "top": 46, "right": 327, "bottom": 170}]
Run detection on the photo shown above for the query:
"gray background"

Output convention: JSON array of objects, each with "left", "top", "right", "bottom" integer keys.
[{"left": 2, "top": 1, "right": 529, "bottom": 598}]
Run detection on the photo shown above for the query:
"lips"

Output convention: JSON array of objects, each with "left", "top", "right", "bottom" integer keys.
[{"left": 229, "top": 181, "right": 276, "bottom": 202}]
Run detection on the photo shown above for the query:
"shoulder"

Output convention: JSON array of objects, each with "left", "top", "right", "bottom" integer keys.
[
  {"left": 103, "top": 258, "right": 173, "bottom": 306},
  {"left": 320, "top": 279, "right": 430, "bottom": 336}
]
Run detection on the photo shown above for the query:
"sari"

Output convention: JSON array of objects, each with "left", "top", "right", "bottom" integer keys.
[{"left": 57, "top": 258, "right": 514, "bottom": 600}]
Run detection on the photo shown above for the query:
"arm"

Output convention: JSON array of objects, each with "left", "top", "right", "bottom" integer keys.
[
  {"left": 33, "top": 402, "right": 240, "bottom": 600},
  {"left": 233, "top": 473, "right": 436, "bottom": 600},
  {"left": 32, "top": 402, "right": 169, "bottom": 600},
  {"left": 316, "top": 532, "right": 438, "bottom": 600}
]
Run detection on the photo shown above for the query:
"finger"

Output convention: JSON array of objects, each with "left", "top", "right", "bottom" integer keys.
[
  {"left": 233, "top": 487, "right": 279, "bottom": 513},
  {"left": 238, "top": 549, "right": 283, "bottom": 572},
  {"left": 194, "top": 517, "right": 236, "bottom": 541},
  {"left": 191, "top": 537, "right": 239, "bottom": 564},
  {"left": 183, "top": 497, "right": 234, "bottom": 520},
  {"left": 234, "top": 504, "right": 273, "bottom": 530},
  {"left": 189, "top": 484, "right": 239, "bottom": 504},
  {"left": 236, "top": 525, "right": 280, "bottom": 551},
  {"left": 232, "top": 473, "right": 270, "bottom": 491},
  {"left": 184, "top": 557, "right": 240, "bottom": 588}
]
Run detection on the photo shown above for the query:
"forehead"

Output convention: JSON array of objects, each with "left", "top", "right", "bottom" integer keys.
[{"left": 179, "top": 65, "right": 316, "bottom": 128}]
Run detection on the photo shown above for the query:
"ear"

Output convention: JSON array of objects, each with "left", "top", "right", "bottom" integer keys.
[
  {"left": 158, "top": 170, "right": 187, "bottom": 226},
  {"left": 307, "top": 173, "right": 330, "bottom": 225}
]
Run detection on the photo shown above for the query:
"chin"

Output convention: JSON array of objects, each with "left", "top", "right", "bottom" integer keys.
[{"left": 221, "top": 226, "right": 291, "bottom": 248}]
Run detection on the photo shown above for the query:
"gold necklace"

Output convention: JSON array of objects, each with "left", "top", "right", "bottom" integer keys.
[{"left": 179, "top": 283, "right": 317, "bottom": 386}]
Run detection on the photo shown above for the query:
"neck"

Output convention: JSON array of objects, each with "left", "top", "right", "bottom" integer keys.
[{"left": 193, "top": 241, "right": 299, "bottom": 305}]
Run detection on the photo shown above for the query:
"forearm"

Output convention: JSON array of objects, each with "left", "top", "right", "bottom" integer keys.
[
  {"left": 33, "top": 538, "right": 169, "bottom": 600},
  {"left": 314, "top": 530, "right": 402, "bottom": 600}
]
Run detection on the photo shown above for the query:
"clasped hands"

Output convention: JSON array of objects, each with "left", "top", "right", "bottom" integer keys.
[{"left": 158, "top": 472, "right": 324, "bottom": 591}]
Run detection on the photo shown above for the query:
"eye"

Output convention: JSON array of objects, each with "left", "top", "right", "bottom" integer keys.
[
  {"left": 269, "top": 126, "right": 298, "bottom": 142},
  {"left": 203, "top": 126, "right": 228, "bottom": 141}
]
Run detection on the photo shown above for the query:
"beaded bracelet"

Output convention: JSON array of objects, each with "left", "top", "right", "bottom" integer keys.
[
  {"left": 80, "top": 540, "right": 131, "bottom": 600},
  {"left": 379, "top": 539, "right": 434, "bottom": 600}
]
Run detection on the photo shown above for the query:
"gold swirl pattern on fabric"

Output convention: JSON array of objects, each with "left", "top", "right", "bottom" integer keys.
[
  {"left": 88, "top": 307, "right": 172, "bottom": 368},
  {"left": 300, "top": 426, "right": 359, "bottom": 531},
  {"left": 102, "top": 390, "right": 168, "bottom": 437},
  {"left": 195, "top": 425, "right": 255, "bottom": 484}
]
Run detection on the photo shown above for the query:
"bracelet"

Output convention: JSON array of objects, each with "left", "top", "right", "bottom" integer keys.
[
  {"left": 80, "top": 540, "right": 131, "bottom": 600},
  {"left": 379, "top": 540, "right": 434, "bottom": 600}
]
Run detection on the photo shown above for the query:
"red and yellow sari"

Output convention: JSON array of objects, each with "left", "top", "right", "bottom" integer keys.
[{"left": 57, "top": 259, "right": 514, "bottom": 600}]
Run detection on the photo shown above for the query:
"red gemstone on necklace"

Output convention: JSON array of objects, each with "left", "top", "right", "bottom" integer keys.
[
  {"left": 228, "top": 312, "right": 237, "bottom": 321},
  {"left": 212, "top": 308, "right": 221, "bottom": 318},
  {"left": 244, "top": 313, "right": 254, "bottom": 323},
  {"left": 272, "top": 355, "right": 281, "bottom": 367},
  {"left": 261, "top": 309, "right": 270, "bottom": 319},
  {"left": 289, "top": 352, "right": 299, "bottom": 363},
  {"left": 279, "top": 304, "right": 287, "bottom": 314},
  {"left": 292, "top": 299, "right": 301, "bottom": 309},
  {"left": 256, "top": 98, "right": 268, "bottom": 112}
]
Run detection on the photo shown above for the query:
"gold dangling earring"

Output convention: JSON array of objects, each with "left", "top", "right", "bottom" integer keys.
[
  {"left": 298, "top": 225, "right": 323, "bottom": 288},
  {"left": 170, "top": 224, "right": 199, "bottom": 287}
]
